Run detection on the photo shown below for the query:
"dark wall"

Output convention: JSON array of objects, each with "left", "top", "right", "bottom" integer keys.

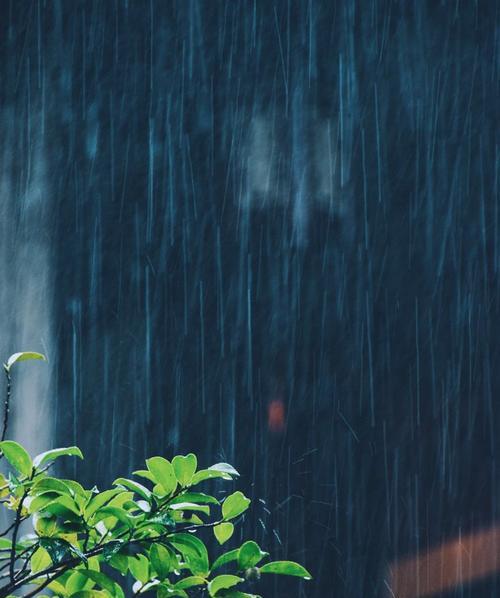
[{"left": 1, "top": 1, "right": 499, "bottom": 596}]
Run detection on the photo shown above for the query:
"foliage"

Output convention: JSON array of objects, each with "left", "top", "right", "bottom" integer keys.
[{"left": 0, "top": 353, "right": 311, "bottom": 597}]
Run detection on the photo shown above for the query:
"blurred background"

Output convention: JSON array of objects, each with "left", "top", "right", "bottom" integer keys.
[{"left": 0, "top": 1, "right": 499, "bottom": 596}]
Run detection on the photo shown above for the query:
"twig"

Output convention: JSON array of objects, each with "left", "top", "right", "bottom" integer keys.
[
  {"left": 0, "top": 367, "right": 11, "bottom": 444},
  {"left": 9, "top": 490, "right": 28, "bottom": 583}
]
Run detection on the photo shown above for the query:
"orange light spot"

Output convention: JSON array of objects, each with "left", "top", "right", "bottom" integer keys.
[
  {"left": 386, "top": 525, "right": 500, "bottom": 597},
  {"left": 268, "top": 399, "right": 286, "bottom": 433}
]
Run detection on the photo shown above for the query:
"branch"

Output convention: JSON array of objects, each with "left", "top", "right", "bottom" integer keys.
[
  {"left": 0, "top": 367, "right": 11, "bottom": 445},
  {"left": 10, "top": 490, "right": 28, "bottom": 583}
]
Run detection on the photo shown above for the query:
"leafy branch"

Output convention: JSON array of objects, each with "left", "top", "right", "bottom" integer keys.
[{"left": 0, "top": 353, "right": 311, "bottom": 597}]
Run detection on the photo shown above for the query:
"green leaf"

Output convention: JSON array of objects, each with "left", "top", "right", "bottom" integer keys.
[
  {"left": 208, "top": 463, "right": 239, "bottom": 477},
  {"left": 31, "top": 546, "right": 52, "bottom": 573},
  {"left": 237, "top": 541, "right": 268, "bottom": 569},
  {"left": 168, "top": 502, "right": 210, "bottom": 515},
  {"left": 0, "top": 441, "right": 33, "bottom": 477},
  {"left": 174, "top": 576, "right": 207, "bottom": 589},
  {"left": 32, "top": 493, "right": 81, "bottom": 517},
  {"left": 132, "top": 469, "right": 156, "bottom": 483},
  {"left": 223, "top": 593, "right": 262, "bottom": 598},
  {"left": 39, "top": 538, "right": 72, "bottom": 564},
  {"left": 77, "top": 570, "right": 120, "bottom": 596},
  {"left": 169, "top": 492, "right": 219, "bottom": 506},
  {"left": 113, "top": 477, "right": 151, "bottom": 501},
  {"left": 128, "top": 553, "right": 150, "bottom": 583},
  {"left": 85, "top": 489, "right": 123, "bottom": 518},
  {"left": 222, "top": 492, "right": 250, "bottom": 521},
  {"left": 66, "top": 570, "right": 95, "bottom": 594},
  {"left": 70, "top": 592, "right": 109, "bottom": 598},
  {"left": 207, "top": 574, "right": 242, "bottom": 596},
  {"left": 102, "top": 540, "right": 125, "bottom": 562},
  {"left": 146, "top": 457, "right": 177, "bottom": 495},
  {"left": 191, "top": 463, "right": 239, "bottom": 485},
  {"left": 169, "top": 533, "right": 209, "bottom": 577},
  {"left": 92, "top": 506, "right": 132, "bottom": 528},
  {"left": 33, "top": 446, "right": 83, "bottom": 468},
  {"left": 211, "top": 549, "right": 239, "bottom": 571},
  {"left": 214, "top": 522, "right": 234, "bottom": 545},
  {"left": 60, "top": 479, "right": 87, "bottom": 499},
  {"left": 4, "top": 351, "right": 46, "bottom": 371},
  {"left": 172, "top": 454, "right": 197, "bottom": 486},
  {"left": 157, "top": 587, "right": 188, "bottom": 598},
  {"left": 108, "top": 553, "right": 129, "bottom": 575},
  {"left": 259, "top": 561, "right": 312, "bottom": 579},
  {"left": 31, "top": 477, "right": 73, "bottom": 496},
  {"left": 150, "top": 544, "right": 173, "bottom": 580}
]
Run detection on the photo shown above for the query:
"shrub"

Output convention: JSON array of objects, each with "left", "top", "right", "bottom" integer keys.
[{"left": 0, "top": 352, "right": 311, "bottom": 597}]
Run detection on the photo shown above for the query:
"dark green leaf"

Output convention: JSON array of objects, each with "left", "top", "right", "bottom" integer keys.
[
  {"left": 39, "top": 538, "right": 71, "bottom": 564},
  {"left": 169, "top": 533, "right": 209, "bottom": 577},
  {"left": 150, "top": 544, "right": 173, "bottom": 580},
  {"left": 237, "top": 541, "right": 268, "bottom": 569},
  {"left": 102, "top": 540, "right": 125, "bottom": 562}
]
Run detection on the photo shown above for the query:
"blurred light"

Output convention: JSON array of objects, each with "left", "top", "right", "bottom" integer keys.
[
  {"left": 268, "top": 399, "right": 286, "bottom": 434},
  {"left": 386, "top": 525, "right": 500, "bottom": 597}
]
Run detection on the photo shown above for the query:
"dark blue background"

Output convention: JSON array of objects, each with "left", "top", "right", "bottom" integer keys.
[{"left": 1, "top": 2, "right": 498, "bottom": 596}]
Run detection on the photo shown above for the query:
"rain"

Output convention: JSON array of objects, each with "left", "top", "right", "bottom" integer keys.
[{"left": 0, "top": 1, "right": 498, "bottom": 596}]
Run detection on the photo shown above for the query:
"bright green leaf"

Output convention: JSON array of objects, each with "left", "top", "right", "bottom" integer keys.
[
  {"left": 31, "top": 477, "right": 73, "bottom": 496},
  {"left": 77, "top": 570, "right": 120, "bottom": 596},
  {"left": 128, "top": 553, "right": 150, "bottom": 583},
  {"left": 168, "top": 502, "right": 210, "bottom": 515},
  {"left": 222, "top": 492, "right": 250, "bottom": 521},
  {"left": 214, "top": 522, "right": 234, "bottom": 545},
  {"left": 70, "top": 591, "right": 108, "bottom": 598},
  {"left": 0, "top": 441, "right": 33, "bottom": 477},
  {"left": 174, "top": 576, "right": 207, "bottom": 590},
  {"left": 92, "top": 506, "right": 132, "bottom": 528},
  {"left": 85, "top": 489, "right": 123, "bottom": 519},
  {"left": 211, "top": 548, "right": 239, "bottom": 571},
  {"left": 146, "top": 457, "right": 177, "bottom": 495},
  {"left": 172, "top": 454, "right": 197, "bottom": 486},
  {"left": 169, "top": 492, "right": 219, "bottom": 506},
  {"left": 132, "top": 469, "right": 156, "bottom": 483},
  {"left": 33, "top": 446, "right": 83, "bottom": 468},
  {"left": 5, "top": 352, "right": 46, "bottom": 371},
  {"left": 30, "top": 546, "right": 51, "bottom": 573},
  {"left": 259, "top": 560, "right": 312, "bottom": 579},
  {"left": 208, "top": 463, "right": 239, "bottom": 476},
  {"left": 113, "top": 477, "right": 151, "bottom": 501},
  {"left": 207, "top": 574, "right": 242, "bottom": 596}
]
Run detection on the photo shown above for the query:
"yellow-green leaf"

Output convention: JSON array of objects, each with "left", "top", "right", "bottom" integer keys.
[
  {"left": 0, "top": 440, "right": 33, "bottom": 477},
  {"left": 214, "top": 522, "right": 234, "bottom": 545}
]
